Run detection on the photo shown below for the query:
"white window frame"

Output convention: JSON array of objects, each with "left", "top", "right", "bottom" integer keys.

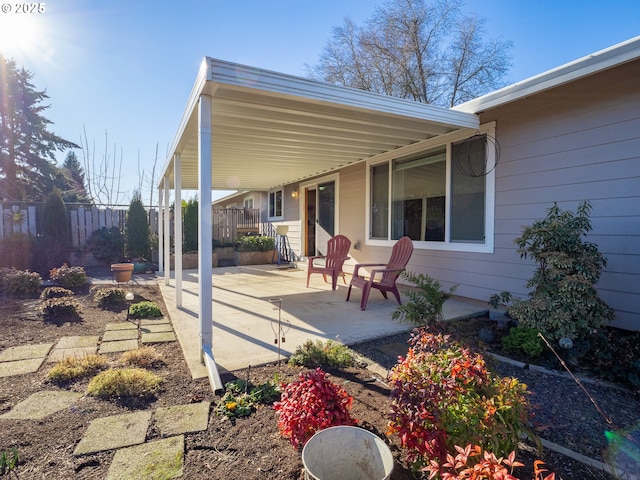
[
  {"left": 243, "top": 196, "right": 254, "bottom": 210},
  {"left": 268, "top": 188, "right": 283, "bottom": 220},
  {"left": 365, "top": 122, "right": 496, "bottom": 253}
]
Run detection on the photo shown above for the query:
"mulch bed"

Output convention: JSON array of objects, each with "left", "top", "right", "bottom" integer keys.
[{"left": 0, "top": 282, "right": 637, "bottom": 479}]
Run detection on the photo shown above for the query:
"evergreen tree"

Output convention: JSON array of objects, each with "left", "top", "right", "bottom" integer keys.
[
  {"left": 125, "top": 191, "right": 149, "bottom": 260},
  {"left": 55, "top": 151, "right": 91, "bottom": 203},
  {"left": 0, "top": 54, "right": 78, "bottom": 201},
  {"left": 40, "top": 188, "right": 71, "bottom": 269}
]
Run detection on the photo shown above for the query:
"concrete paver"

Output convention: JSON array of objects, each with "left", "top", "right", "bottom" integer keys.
[
  {"left": 105, "top": 322, "right": 138, "bottom": 331},
  {"left": 98, "top": 339, "right": 139, "bottom": 353},
  {"left": 154, "top": 402, "right": 210, "bottom": 437},
  {"left": 56, "top": 336, "right": 100, "bottom": 349},
  {"left": 0, "top": 391, "right": 82, "bottom": 420},
  {"left": 106, "top": 435, "right": 184, "bottom": 480},
  {"left": 140, "top": 323, "right": 173, "bottom": 334},
  {"left": 47, "top": 346, "right": 98, "bottom": 363},
  {"left": 102, "top": 329, "right": 139, "bottom": 342},
  {"left": 0, "top": 358, "right": 46, "bottom": 377},
  {"left": 0, "top": 343, "right": 53, "bottom": 362},
  {"left": 74, "top": 410, "right": 152, "bottom": 456},
  {"left": 141, "top": 332, "right": 176, "bottom": 344}
]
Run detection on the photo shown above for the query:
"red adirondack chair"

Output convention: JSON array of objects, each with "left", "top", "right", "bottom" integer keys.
[
  {"left": 306, "top": 234, "right": 351, "bottom": 290},
  {"left": 346, "top": 236, "right": 414, "bottom": 310}
]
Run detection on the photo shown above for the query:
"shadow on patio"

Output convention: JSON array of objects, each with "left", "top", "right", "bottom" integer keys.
[{"left": 157, "top": 265, "right": 487, "bottom": 377}]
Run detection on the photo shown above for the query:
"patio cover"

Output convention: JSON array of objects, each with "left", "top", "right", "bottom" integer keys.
[{"left": 157, "top": 57, "right": 479, "bottom": 391}]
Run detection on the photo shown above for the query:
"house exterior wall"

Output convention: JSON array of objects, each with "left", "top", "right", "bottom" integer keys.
[{"left": 333, "top": 60, "right": 639, "bottom": 330}]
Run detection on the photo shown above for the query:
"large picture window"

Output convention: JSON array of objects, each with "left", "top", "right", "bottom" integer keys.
[{"left": 369, "top": 131, "right": 493, "bottom": 250}]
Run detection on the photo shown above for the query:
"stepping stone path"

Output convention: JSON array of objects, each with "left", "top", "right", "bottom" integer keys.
[{"left": 0, "top": 315, "right": 192, "bottom": 479}]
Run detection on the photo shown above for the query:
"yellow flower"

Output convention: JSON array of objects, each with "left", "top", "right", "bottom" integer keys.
[{"left": 226, "top": 401, "right": 237, "bottom": 411}]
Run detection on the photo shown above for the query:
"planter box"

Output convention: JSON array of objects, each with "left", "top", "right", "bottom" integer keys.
[
  {"left": 170, "top": 252, "right": 218, "bottom": 269},
  {"left": 233, "top": 250, "right": 275, "bottom": 266},
  {"left": 214, "top": 246, "right": 235, "bottom": 261}
]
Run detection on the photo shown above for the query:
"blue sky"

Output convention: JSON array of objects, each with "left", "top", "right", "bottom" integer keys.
[{"left": 1, "top": 0, "right": 639, "bottom": 205}]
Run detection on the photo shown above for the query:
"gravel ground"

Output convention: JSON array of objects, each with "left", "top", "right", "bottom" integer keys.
[{"left": 349, "top": 329, "right": 640, "bottom": 478}]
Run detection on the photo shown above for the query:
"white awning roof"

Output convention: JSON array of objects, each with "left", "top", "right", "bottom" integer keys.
[{"left": 159, "top": 57, "right": 479, "bottom": 191}]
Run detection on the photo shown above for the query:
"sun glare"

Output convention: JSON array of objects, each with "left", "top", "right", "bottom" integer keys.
[{"left": 0, "top": 12, "right": 43, "bottom": 58}]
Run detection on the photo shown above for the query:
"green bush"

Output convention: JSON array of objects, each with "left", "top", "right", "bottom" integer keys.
[
  {"left": 0, "top": 232, "right": 34, "bottom": 270},
  {"left": 288, "top": 339, "right": 354, "bottom": 368},
  {"left": 0, "top": 267, "right": 42, "bottom": 295},
  {"left": 388, "top": 330, "right": 533, "bottom": 471},
  {"left": 125, "top": 191, "right": 149, "bottom": 259},
  {"left": 128, "top": 301, "right": 162, "bottom": 318},
  {"left": 41, "top": 296, "right": 82, "bottom": 318},
  {"left": 93, "top": 287, "right": 126, "bottom": 309},
  {"left": 501, "top": 326, "right": 544, "bottom": 357},
  {"left": 235, "top": 235, "right": 276, "bottom": 252},
  {"left": 510, "top": 201, "right": 615, "bottom": 341},
  {"left": 87, "top": 368, "right": 162, "bottom": 399},
  {"left": 392, "top": 271, "right": 457, "bottom": 326},
  {"left": 215, "top": 378, "right": 280, "bottom": 419},
  {"left": 183, "top": 197, "right": 198, "bottom": 252},
  {"left": 49, "top": 264, "right": 88, "bottom": 288},
  {"left": 41, "top": 188, "right": 71, "bottom": 269},
  {"left": 40, "top": 286, "right": 74, "bottom": 300},
  {"left": 87, "top": 226, "right": 125, "bottom": 265}
]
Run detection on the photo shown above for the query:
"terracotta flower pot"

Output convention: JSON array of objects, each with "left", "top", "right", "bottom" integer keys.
[{"left": 111, "top": 263, "right": 134, "bottom": 283}]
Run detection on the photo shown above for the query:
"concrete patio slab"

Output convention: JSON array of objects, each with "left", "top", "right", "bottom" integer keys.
[
  {"left": 0, "top": 343, "right": 53, "bottom": 362},
  {"left": 141, "top": 332, "right": 176, "bottom": 344},
  {"left": 106, "top": 435, "right": 183, "bottom": 480},
  {"left": 0, "top": 390, "right": 82, "bottom": 420},
  {"left": 105, "top": 322, "right": 139, "bottom": 331},
  {"left": 0, "top": 358, "right": 46, "bottom": 377},
  {"left": 157, "top": 266, "right": 487, "bottom": 378},
  {"left": 47, "top": 346, "right": 98, "bottom": 363},
  {"left": 154, "top": 402, "right": 210, "bottom": 437},
  {"left": 102, "top": 329, "right": 139, "bottom": 342},
  {"left": 98, "top": 339, "right": 139, "bottom": 353},
  {"left": 56, "top": 336, "right": 100, "bottom": 349},
  {"left": 74, "top": 410, "right": 152, "bottom": 456}
]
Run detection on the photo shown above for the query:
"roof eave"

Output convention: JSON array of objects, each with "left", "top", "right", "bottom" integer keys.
[{"left": 453, "top": 35, "right": 640, "bottom": 114}]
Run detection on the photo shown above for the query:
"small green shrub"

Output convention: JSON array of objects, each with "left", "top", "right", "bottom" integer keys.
[
  {"left": 183, "top": 197, "right": 198, "bottom": 252},
  {"left": 387, "top": 330, "right": 533, "bottom": 471},
  {"left": 87, "top": 368, "right": 163, "bottom": 399},
  {"left": 0, "top": 267, "right": 41, "bottom": 295},
  {"left": 94, "top": 287, "right": 126, "bottom": 309},
  {"left": 41, "top": 296, "right": 82, "bottom": 318},
  {"left": 502, "top": 326, "right": 544, "bottom": 357},
  {"left": 274, "top": 368, "right": 357, "bottom": 449},
  {"left": 40, "top": 286, "right": 74, "bottom": 300},
  {"left": 392, "top": 271, "right": 457, "bottom": 326},
  {"left": 288, "top": 339, "right": 354, "bottom": 368},
  {"left": 87, "top": 226, "right": 125, "bottom": 264},
  {"left": 128, "top": 301, "right": 162, "bottom": 318},
  {"left": 48, "top": 354, "right": 109, "bottom": 382},
  {"left": 118, "top": 347, "right": 164, "bottom": 368},
  {"left": 49, "top": 264, "right": 88, "bottom": 289},
  {"left": 235, "top": 235, "right": 276, "bottom": 252},
  {"left": 215, "top": 378, "right": 280, "bottom": 419}
]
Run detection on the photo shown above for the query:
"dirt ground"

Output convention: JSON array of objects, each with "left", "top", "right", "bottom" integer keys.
[{"left": 0, "top": 282, "right": 623, "bottom": 479}]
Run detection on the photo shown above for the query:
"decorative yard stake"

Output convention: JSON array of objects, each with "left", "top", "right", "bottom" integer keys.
[{"left": 268, "top": 298, "right": 290, "bottom": 365}]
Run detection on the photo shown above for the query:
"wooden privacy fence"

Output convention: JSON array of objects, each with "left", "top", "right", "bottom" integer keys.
[{"left": 0, "top": 203, "right": 159, "bottom": 249}]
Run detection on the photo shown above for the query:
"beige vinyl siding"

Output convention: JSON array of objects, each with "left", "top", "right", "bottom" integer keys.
[
  {"left": 478, "top": 60, "right": 640, "bottom": 330},
  {"left": 334, "top": 60, "right": 639, "bottom": 330}
]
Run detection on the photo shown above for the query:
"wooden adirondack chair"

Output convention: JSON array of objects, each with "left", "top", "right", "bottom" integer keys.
[
  {"left": 306, "top": 234, "right": 351, "bottom": 290},
  {"left": 346, "top": 236, "right": 414, "bottom": 310}
]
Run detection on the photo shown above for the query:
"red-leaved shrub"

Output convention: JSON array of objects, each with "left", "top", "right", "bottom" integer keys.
[{"left": 274, "top": 368, "right": 357, "bottom": 449}]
